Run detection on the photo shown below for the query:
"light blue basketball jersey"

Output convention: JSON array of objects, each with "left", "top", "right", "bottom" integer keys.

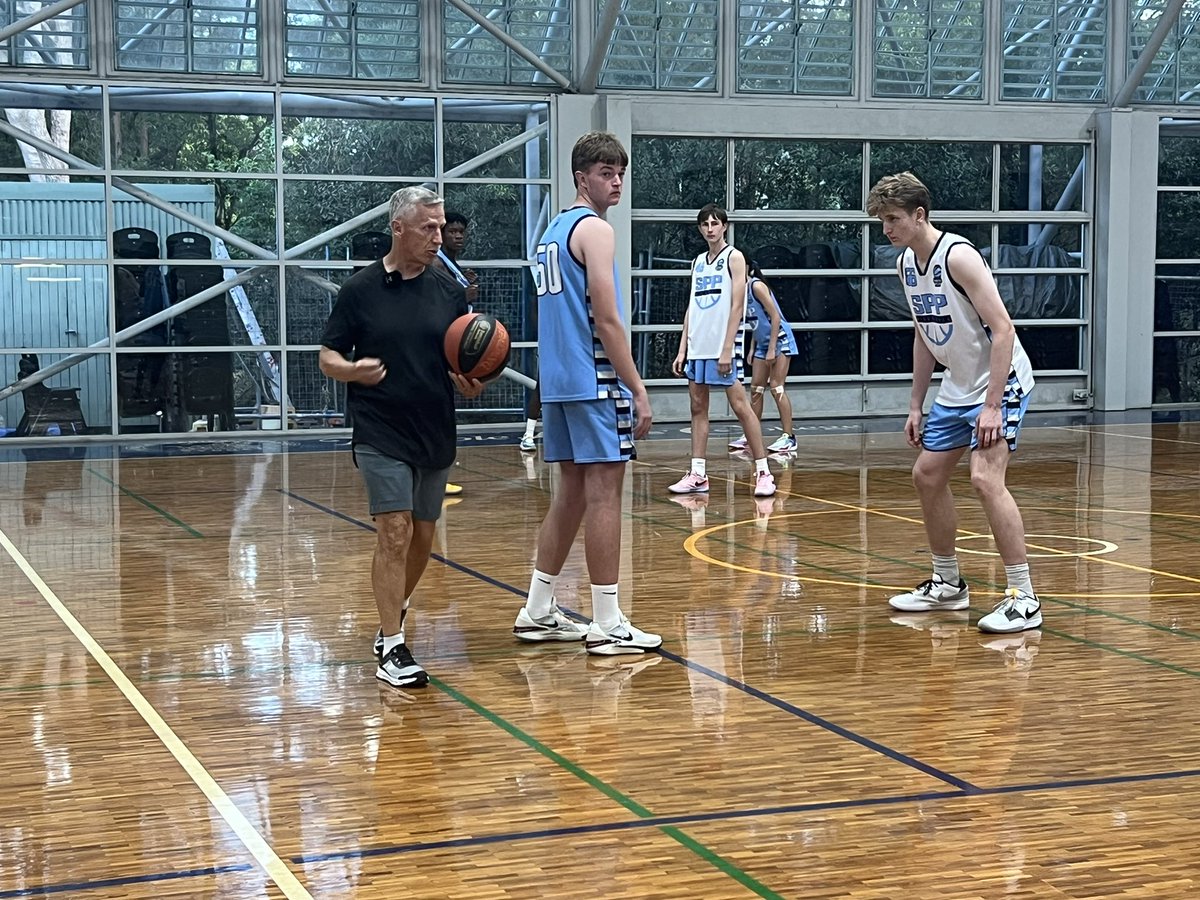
[
  {"left": 746, "top": 277, "right": 797, "bottom": 357},
  {"left": 535, "top": 206, "right": 625, "bottom": 402}
]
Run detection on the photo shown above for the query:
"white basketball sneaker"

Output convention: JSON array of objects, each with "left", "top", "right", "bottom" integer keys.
[{"left": 888, "top": 574, "right": 970, "bottom": 612}]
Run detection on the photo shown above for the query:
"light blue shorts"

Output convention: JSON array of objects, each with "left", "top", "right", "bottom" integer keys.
[
  {"left": 752, "top": 327, "right": 797, "bottom": 360},
  {"left": 686, "top": 357, "right": 743, "bottom": 387},
  {"left": 921, "top": 375, "right": 1031, "bottom": 452},
  {"left": 542, "top": 394, "right": 635, "bottom": 464}
]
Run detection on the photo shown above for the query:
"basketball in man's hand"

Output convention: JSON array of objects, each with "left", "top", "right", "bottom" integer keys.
[{"left": 444, "top": 312, "right": 511, "bottom": 382}]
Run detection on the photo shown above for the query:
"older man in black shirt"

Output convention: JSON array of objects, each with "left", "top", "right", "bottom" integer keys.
[{"left": 320, "top": 186, "right": 483, "bottom": 688}]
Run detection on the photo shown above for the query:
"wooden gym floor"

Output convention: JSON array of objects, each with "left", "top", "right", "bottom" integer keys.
[{"left": 2, "top": 415, "right": 1200, "bottom": 899}]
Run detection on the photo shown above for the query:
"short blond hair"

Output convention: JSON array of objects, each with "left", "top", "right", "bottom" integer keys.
[{"left": 867, "top": 172, "right": 932, "bottom": 217}]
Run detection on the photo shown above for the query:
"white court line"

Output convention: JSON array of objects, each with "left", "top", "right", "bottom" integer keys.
[
  {"left": 0, "top": 526, "right": 313, "bottom": 900},
  {"left": 1050, "top": 424, "right": 1200, "bottom": 447}
]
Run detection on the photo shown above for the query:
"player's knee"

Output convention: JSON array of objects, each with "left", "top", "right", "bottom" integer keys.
[
  {"left": 752, "top": 385, "right": 766, "bottom": 397},
  {"left": 376, "top": 513, "right": 413, "bottom": 555},
  {"left": 771, "top": 385, "right": 786, "bottom": 399},
  {"left": 969, "top": 467, "right": 1006, "bottom": 499}
]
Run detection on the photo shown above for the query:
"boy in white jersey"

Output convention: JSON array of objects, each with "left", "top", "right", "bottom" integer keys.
[
  {"left": 669, "top": 204, "right": 775, "bottom": 498},
  {"left": 867, "top": 172, "right": 1041, "bottom": 635}
]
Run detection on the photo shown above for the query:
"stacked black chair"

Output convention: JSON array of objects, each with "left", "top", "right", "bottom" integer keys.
[
  {"left": 113, "top": 227, "right": 170, "bottom": 422},
  {"left": 167, "top": 231, "right": 235, "bottom": 431}
]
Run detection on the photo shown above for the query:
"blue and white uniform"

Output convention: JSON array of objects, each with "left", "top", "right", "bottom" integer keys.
[
  {"left": 902, "top": 232, "right": 1035, "bottom": 451},
  {"left": 745, "top": 277, "right": 796, "bottom": 360},
  {"left": 534, "top": 206, "right": 634, "bottom": 463},
  {"left": 685, "top": 245, "right": 745, "bottom": 386}
]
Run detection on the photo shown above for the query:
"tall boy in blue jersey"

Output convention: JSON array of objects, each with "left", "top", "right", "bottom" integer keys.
[
  {"left": 512, "top": 131, "right": 661, "bottom": 655},
  {"left": 669, "top": 205, "right": 775, "bottom": 498},
  {"left": 868, "top": 172, "right": 1041, "bottom": 634}
]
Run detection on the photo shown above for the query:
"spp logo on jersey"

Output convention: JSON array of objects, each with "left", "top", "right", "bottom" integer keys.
[
  {"left": 695, "top": 274, "right": 724, "bottom": 308},
  {"left": 910, "top": 292, "right": 953, "bottom": 346}
]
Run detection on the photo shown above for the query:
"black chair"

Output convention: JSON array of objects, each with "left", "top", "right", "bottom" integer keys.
[{"left": 15, "top": 354, "right": 86, "bottom": 437}]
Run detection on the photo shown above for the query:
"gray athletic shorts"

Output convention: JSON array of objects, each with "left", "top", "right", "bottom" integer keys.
[{"left": 354, "top": 443, "right": 450, "bottom": 521}]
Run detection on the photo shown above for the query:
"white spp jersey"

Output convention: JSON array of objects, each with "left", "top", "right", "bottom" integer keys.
[
  {"left": 687, "top": 245, "right": 743, "bottom": 360},
  {"left": 900, "top": 232, "right": 1034, "bottom": 407}
]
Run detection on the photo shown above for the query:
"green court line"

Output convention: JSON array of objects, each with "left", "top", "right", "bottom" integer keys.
[
  {"left": 86, "top": 467, "right": 204, "bottom": 538},
  {"left": 432, "top": 675, "right": 784, "bottom": 900},
  {"left": 1042, "top": 628, "right": 1200, "bottom": 678}
]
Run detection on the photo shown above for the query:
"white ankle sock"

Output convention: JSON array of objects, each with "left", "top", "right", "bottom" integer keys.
[
  {"left": 591, "top": 583, "right": 620, "bottom": 631},
  {"left": 382, "top": 633, "right": 405, "bottom": 656},
  {"left": 755, "top": 457, "right": 769, "bottom": 475},
  {"left": 1004, "top": 563, "right": 1033, "bottom": 595},
  {"left": 692, "top": 458, "right": 706, "bottom": 477},
  {"left": 524, "top": 418, "right": 537, "bottom": 439},
  {"left": 932, "top": 554, "right": 960, "bottom": 584},
  {"left": 525, "top": 568, "right": 557, "bottom": 619}
]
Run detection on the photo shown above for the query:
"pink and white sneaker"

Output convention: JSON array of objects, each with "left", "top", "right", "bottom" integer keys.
[
  {"left": 668, "top": 471, "right": 710, "bottom": 494},
  {"left": 753, "top": 470, "right": 776, "bottom": 497},
  {"left": 728, "top": 435, "right": 748, "bottom": 451}
]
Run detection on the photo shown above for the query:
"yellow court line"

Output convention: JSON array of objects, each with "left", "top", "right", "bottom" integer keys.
[
  {"left": 683, "top": 510, "right": 888, "bottom": 590},
  {"left": 0, "top": 526, "right": 313, "bottom": 900},
  {"left": 655, "top": 463, "right": 1200, "bottom": 588},
  {"left": 682, "top": 515, "right": 1200, "bottom": 599}
]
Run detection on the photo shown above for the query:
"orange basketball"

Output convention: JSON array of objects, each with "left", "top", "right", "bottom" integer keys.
[{"left": 444, "top": 312, "right": 511, "bottom": 381}]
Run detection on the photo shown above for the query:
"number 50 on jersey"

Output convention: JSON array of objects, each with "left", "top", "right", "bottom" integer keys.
[{"left": 534, "top": 242, "right": 563, "bottom": 296}]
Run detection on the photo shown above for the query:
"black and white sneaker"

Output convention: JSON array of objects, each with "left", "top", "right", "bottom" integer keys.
[
  {"left": 977, "top": 589, "right": 1042, "bottom": 634},
  {"left": 584, "top": 617, "right": 663, "bottom": 656},
  {"left": 373, "top": 609, "right": 409, "bottom": 663},
  {"left": 376, "top": 643, "right": 428, "bottom": 688},
  {"left": 513, "top": 600, "right": 588, "bottom": 642}
]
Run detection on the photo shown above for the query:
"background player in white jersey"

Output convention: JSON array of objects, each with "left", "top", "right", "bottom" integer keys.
[
  {"left": 511, "top": 131, "right": 661, "bottom": 656},
  {"left": 728, "top": 259, "right": 798, "bottom": 454},
  {"left": 669, "top": 205, "right": 775, "bottom": 498},
  {"left": 868, "top": 172, "right": 1041, "bottom": 635}
]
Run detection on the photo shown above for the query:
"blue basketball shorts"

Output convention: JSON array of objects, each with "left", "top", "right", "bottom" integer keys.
[
  {"left": 752, "top": 328, "right": 797, "bottom": 361},
  {"left": 686, "top": 357, "right": 742, "bottom": 387},
  {"left": 921, "top": 375, "right": 1032, "bottom": 452},
  {"left": 542, "top": 394, "right": 636, "bottom": 464}
]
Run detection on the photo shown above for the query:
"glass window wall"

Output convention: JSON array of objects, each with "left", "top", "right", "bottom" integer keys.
[
  {"left": 631, "top": 135, "right": 1091, "bottom": 391},
  {"left": 0, "top": 86, "right": 550, "bottom": 439}
]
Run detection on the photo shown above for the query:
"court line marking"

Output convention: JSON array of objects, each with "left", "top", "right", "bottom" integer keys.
[
  {"left": 463, "top": 458, "right": 1200, "bottom": 607},
  {"left": 434, "top": 676, "right": 783, "bottom": 900},
  {"left": 684, "top": 513, "right": 1200, "bottom": 600},
  {"left": 293, "top": 766, "right": 1200, "bottom": 862},
  {"left": 18, "top": 763, "right": 1200, "bottom": 892},
  {"left": 955, "top": 533, "right": 1118, "bottom": 557},
  {"left": 86, "top": 467, "right": 205, "bottom": 538},
  {"left": 660, "top": 463, "right": 1200, "bottom": 588},
  {"left": 278, "top": 489, "right": 782, "bottom": 898},
  {"left": 282, "top": 489, "right": 979, "bottom": 790},
  {"left": 0, "top": 526, "right": 312, "bottom": 900},
  {"left": 1050, "top": 424, "right": 1200, "bottom": 447},
  {"left": 0, "top": 864, "right": 256, "bottom": 899}
]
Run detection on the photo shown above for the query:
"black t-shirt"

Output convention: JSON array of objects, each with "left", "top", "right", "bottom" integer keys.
[{"left": 321, "top": 261, "right": 468, "bottom": 469}]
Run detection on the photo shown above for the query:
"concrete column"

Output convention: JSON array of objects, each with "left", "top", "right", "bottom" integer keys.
[{"left": 1093, "top": 109, "right": 1159, "bottom": 410}]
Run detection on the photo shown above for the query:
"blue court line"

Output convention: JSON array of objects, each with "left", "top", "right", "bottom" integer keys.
[
  {"left": 289, "top": 764, "right": 1200, "bottom": 865},
  {"left": 279, "top": 488, "right": 978, "bottom": 793},
  {"left": 0, "top": 863, "right": 254, "bottom": 898},
  {"left": 19, "top": 765, "right": 1200, "bottom": 895},
  {"left": 657, "top": 649, "right": 978, "bottom": 792}
]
